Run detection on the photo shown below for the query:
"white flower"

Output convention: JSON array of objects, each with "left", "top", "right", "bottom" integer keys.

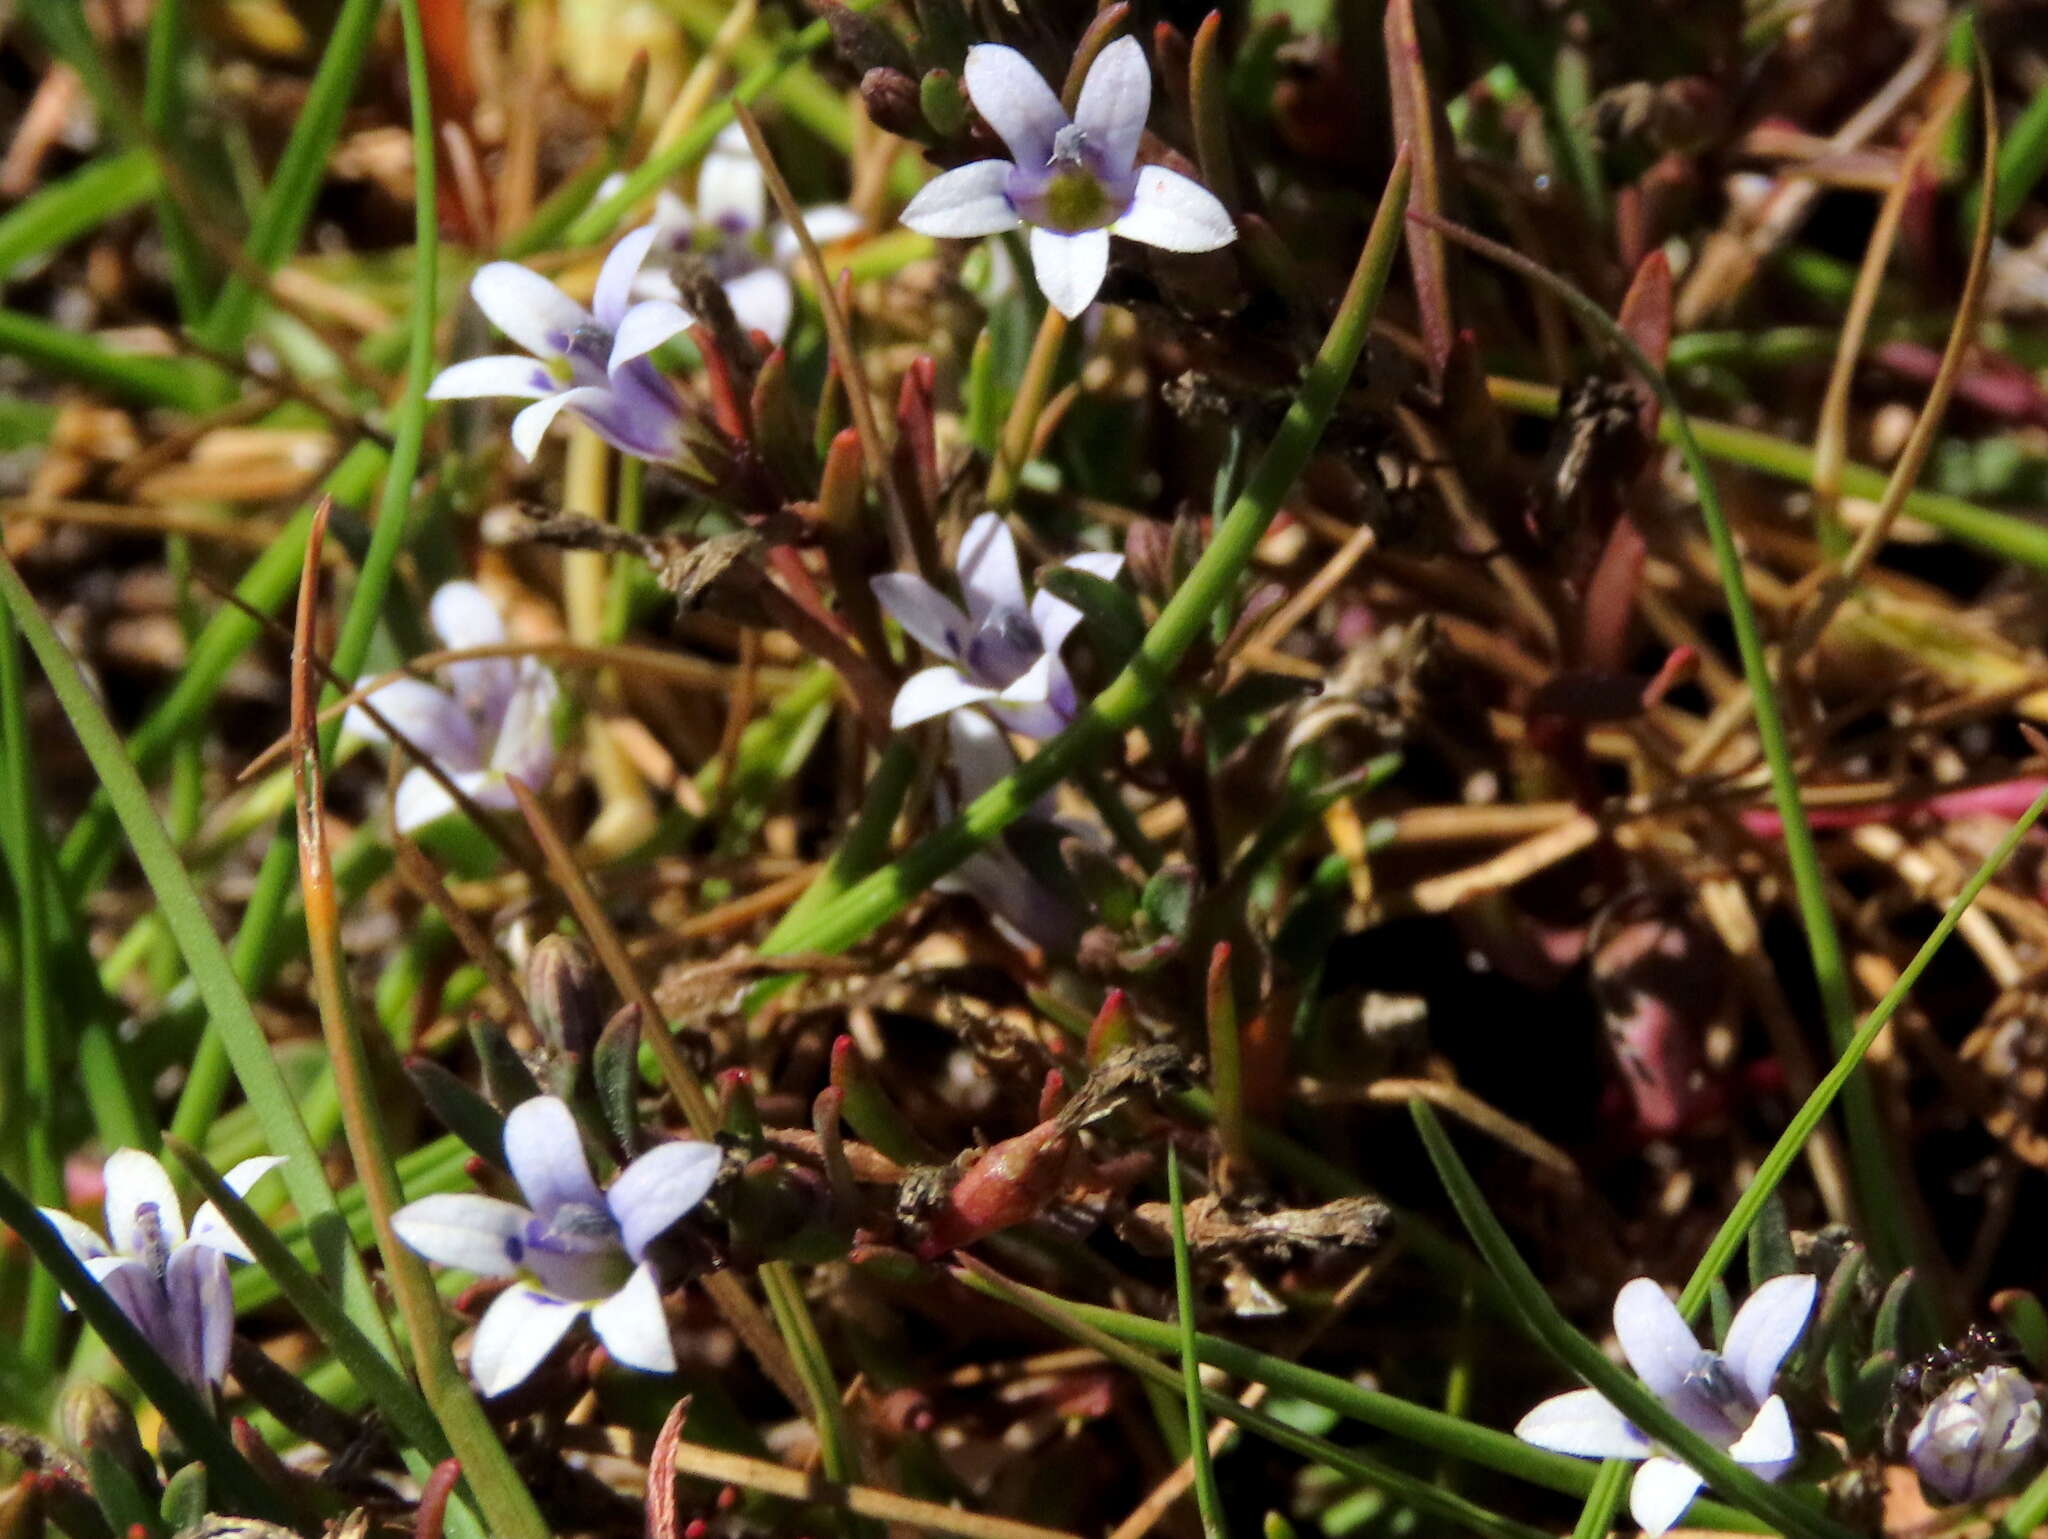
[
  {"left": 870, "top": 512, "right": 1123, "bottom": 738},
  {"left": 344, "top": 581, "right": 560, "bottom": 833},
  {"left": 37, "top": 1149, "right": 285, "bottom": 1393},
  {"left": 621, "top": 124, "right": 863, "bottom": 347},
  {"left": 1909, "top": 1365, "right": 2041, "bottom": 1504},
  {"left": 901, "top": 39, "right": 1234, "bottom": 317},
  {"left": 1515, "top": 1275, "right": 1816, "bottom": 1537},
  {"left": 392, "top": 1097, "right": 721, "bottom": 1396},
  {"left": 427, "top": 227, "right": 695, "bottom": 463}
]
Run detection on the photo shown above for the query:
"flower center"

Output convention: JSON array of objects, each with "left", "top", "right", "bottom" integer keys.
[
  {"left": 1683, "top": 1351, "right": 1751, "bottom": 1421},
  {"left": 516, "top": 1202, "right": 633, "bottom": 1301},
  {"left": 132, "top": 1203, "right": 171, "bottom": 1278},
  {"left": 965, "top": 606, "right": 1045, "bottom": 688},
  {"left": 1039, "top": 167, "right": 1114, "bottom": 234}
]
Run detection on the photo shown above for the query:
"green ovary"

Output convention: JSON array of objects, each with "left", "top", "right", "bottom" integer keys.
[{"left": 1041, "top": 169, "right": 1114, "bottom": 233}]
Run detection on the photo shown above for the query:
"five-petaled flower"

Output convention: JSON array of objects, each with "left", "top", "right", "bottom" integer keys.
[
  {"left": 391, "top": 1096, "right": 720, "bottom": 1396},
  {"left": 1909, "top": 1365, "right": 2041, "bottom": 1505},
  {"left": 900, "top": 39, "right": 1235, "bottom": 318},
  {"left": 427, "top": 227, "right": 693, "bottom": 463},
  {"left": 344, "top": 581, "right": 561, "bottom": 834},
  {"left": 1515, "top": 1274, "right": 1815, "bottom": 1537},
  {"left": 37, "top": 1149, "right": 285, "bottom": 1394},
  {"left": 871, "top": 512, "right": 1123, "bottom": 738},
  {"left": 622, "top": 124, "right": 862, "bottom": 347}
]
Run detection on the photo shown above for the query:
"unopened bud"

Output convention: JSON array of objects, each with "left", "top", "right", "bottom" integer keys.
[
  {"left": 919, "top": 68, "right": 967, "bottom": 137},
  {"left": 860, "top": 67, "right": 925, "bottom": 140},
  {"left": 527, "top": 935, "right": 604, "bottom": 1060},
  {"left": 1910, "top": 1366, "right": 2042, "bottom": 1504}
]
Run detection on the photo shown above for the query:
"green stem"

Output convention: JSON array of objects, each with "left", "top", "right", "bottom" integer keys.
[
  {"left": 1168, "top": 1147, "right": 1228, "bottom": 1539},
  {"left": 765, "top": 151, "right": 1412, "bottom": 961}
]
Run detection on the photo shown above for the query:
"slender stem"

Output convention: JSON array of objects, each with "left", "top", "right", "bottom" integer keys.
[
  {"left": 986, "top": 308, "right": 1068, "bottom": 514},
  {"left": 766, "top": 151, "right": 1413, "bottom": 962},
  {"left": 1168, "top": 1147, "right": 1228, "bottom": 1539}
]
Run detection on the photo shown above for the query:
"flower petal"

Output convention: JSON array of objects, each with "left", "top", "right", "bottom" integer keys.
[
  {"left": 721, "top": 268, "right": 793, "bottom": 346},
  {"left": 901, "top": 161, "right": 1022, "bottom": 240},
  {"left": 343, "top": 677, "right": 484, "bottom": 771},
  {"left": 609, "top": 299, "right": 697, "bottom": 372},
  {"left": 589, "top": 1261, "right": 675, "bottom": 1375},
  {"left": 186, "top": 1156, "right": 287, "bottom": 1262},
  {"left": 870, "top": 574, "right": 972, "bottom": 661},
  {"left": 593, "top": 225, "right": 661, "bottom": 332},
  {"left": 892, "top": 666, "right": 1001, "bottom": 728},
  {"left": 503, "top": 1096, "right": 604, "bottom": 1222},
  {"left": 609, "top": 1140, "right": 722, "bottom": 1262},
  {"left": 509, "top": 387, "right": 606, "bottom": 462},
  {"left": 486, "top": 661, "right": 560, "bottom": 790},
  {"left": 392, "top": 766, "right": 504, "bottom": 834},
  {"left": 164, "top": 1241, "right": 233, "bottom": 1389},
  {"left": 104, "top": 1148, "right": 184, "bottom": 1254},
  {"left": 1073, "top": 36, "right": 1150, "bottom": 177},
  {"left": 391, "top": 1192, "right": 533, "bottom": 1276},
  {"left": 427, "top": 355, "right": 557, "bottom": 401},
  {"left": 1514, "top": 1389, "right": 1652, "bottom": 1460},
  {"left": 37, "top": 1208, "right": 109, "bottom": 1268},
  {"left": 1721, "top": 1274, "right": 1816, "bottom": 1408},
  {"left": 430, "top": 580, "right": 522, "bottom": 727},
  {"left": 1612, "top": 1278, "right": 1700, "bottom": 1402},
  {"left": 956, "top": 513, "right": 1030, "bottom": 628},
  {"left": 1112, "top": 166, "right": 1236, "bottom": 253},
  {"left": 1028, "top": 227, "right": 1110, "bottom": 319},
  {"left": 88, "top": 1255, "right": 171, "bottom": 1347},
  {"left": 964, "top": 45, "right": 1067, "bottom": 167},
  {"left": 945, "top": 709, "right": 1017, "bottom": 801},
  {"left": 1729, "top": 1394, "right": 1797, "bottom": 1481},
  {"left": 1629, "top": 1456, "right": 1704, "bottom": 1537},
  {"left": 698, "top": 124, "right": 767, "bottom": 236},
  {"left": 469, "top": 1284, "right": 584, "bottom": 1396},
  {"left": 775, "top": 204, "right": 863, "bottom": 260},
  {"left": 471, "top": 262, "right": 590, "bottom": 359}
]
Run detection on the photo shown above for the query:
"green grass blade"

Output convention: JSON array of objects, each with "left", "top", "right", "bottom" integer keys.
[
  {"left": 0, "top": 553, "right": 408, "bottom": 1373},
  {"left": 0, "top": 309, "right": 225, "bottom": 410},
  {"left": 1169, "top": 1147, "right": 1229, "bottom": 1539},
  {"left": 763, "top": 150, "right": 1411, "bottom": 961},
  {"left": 0, "top": 151, "right": 156, "bottom": 280}
]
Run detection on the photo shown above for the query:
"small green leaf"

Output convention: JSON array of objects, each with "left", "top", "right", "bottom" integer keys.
[
  {"left": 1142, "top": 862, "right": 1202, "bottom": 939},
  {"left": 406, "top": 1057, "right": 510, "bottom": 1170}
]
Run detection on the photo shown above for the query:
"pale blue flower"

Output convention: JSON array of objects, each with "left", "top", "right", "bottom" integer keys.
[
  {"left": 1910, "top": 1365, "right": 2041, "bottom": 1504},
  {"left": 1516, "top": 1275, "right": 1815, "bottom": 1536},
  {"left": 901, "top": 40, "right": 1235, "bottom": 317},
  {"left": 392, "top": 1097, "right": 720, "bottom": 1396}
]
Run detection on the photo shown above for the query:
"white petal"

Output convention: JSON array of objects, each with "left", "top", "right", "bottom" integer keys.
[
  {"left": 503, "top": 1097, "right": 604, "bottom": 1222},
  {"left": 429, "top": 581, "right": 508, "bottom": 652},
  {"left": 392, "top": 765, "right": 503, "bottom": 834},
  {"left": 391, "top": 1192, "right": 532, "bottom": 1276},
  {"left": 104, "top": 1149, "right": 184, "bottom": 1254},
  {"left": 1028, "top": 227, "right": 1110, "bottom": 319},
  {"left": 471, "top": 262, "right": 590, "bottom": 359},
  {"left": 88, "top": 1255, "right": 170, "bottom": 1344},
  {"left": 946, "top": 709, "right": 1018, "bottom": 801},
  {"left": 995, "top": 649, "right": 1059, "bottom": 706},
  {"left": 779, "top": 204, "right": 863, "bottom": 256},
  {"left": 509, "top": 388, "right": 604, "bottom": 462},
  {"left": 989, "top": 686, "right": 1072, "bottom": 741},
  {"left": 588, "top": 1262, "right": 675, "bottom": 1374},
  {"left": 469, "top": 1284, "right": 584, "bottom": 1396},
  {"left": 956, "top": 513, "right": 1029, "bottom": 627},
  {"left": 698, "top": 124, "right": 766, "bottom": 236},
  {"left": 901, "top": 161, "right": 1022, "bottom": 240},
  {"left": 1073, "top": 36, "right": 1150, "bottom": 177},
  {"left": 36, "top": 1208, "right": 109, "bottom": 1268},
  {"left": 1630, "top": 1457, "right": 1704, "bottom": 1538},
  {"left": 1613, "top": 1278, "right": 1700, "bottom": 1402},
  {"left": 593, "top": 225, "right": 661, "bottom": 332},
  {"left": 1722, "top": 1274, "right": 1816, "bottom": 1408},
  {"left": 870, "top": 574, "right": 972, "bottom": 661},
  {"left": 164, "top": 1242, "right": 233, "bottom": 1389},
  {"left": 964, "top": 44, "right": 1067, "bottom": 167},
  {"left": 187, "top": 1156, "right": 287, "bottom": 1262},
  {"left": 1729, "top": 1394, "right": 1797, "bottom": 1480},
  {"left": 343, "top": 676, "right": 484, "bottom": 770},
  {"left": 1514, "top": 1389, "right": 1652, "bottom": 1460},
  {"left": 892, "top": 666, "right": 1001, "bottom": 728},
  {"left": 1112, "top": 166, "right": 1236, "bottom": 253},
  {"left": 609, "top": 299, "right": 696, "bottom": 372},
  {"left": 427, "top": 355, "right": 557, "bottom": 401},
  {"left": 486, "top": 661, "right": 560, "bottom": 790},
  {"left": 721, "top": 268, "right": 792, "bottom": 346},
  {"left": 608, "top": 1141, "right": 722, "bottom": 1262}
]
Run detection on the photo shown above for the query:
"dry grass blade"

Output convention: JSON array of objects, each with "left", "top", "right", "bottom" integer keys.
[
  {"left": 391, "top": 837, "right": 539, "bottom": 1039},
  {"left": 1384, "top": 0, "right": 1450, "bottom": 382},
  {"left": 657, "top": 1440, "right": 1084, "bottom": 1539}
]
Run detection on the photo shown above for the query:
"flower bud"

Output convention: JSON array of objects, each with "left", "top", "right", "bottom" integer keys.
[
  {"left": 59, "top": 1382, "right": 152, "bottom": 1495},
  {"left": 527, "top": 934, "right": 604, "bottom": 1061},
  {"left": 860, "top": 67, "right": 925, "bottom": 141},
  {"left": 1909, "top": 1366, "right": 2042, "bottom": 1504}
]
